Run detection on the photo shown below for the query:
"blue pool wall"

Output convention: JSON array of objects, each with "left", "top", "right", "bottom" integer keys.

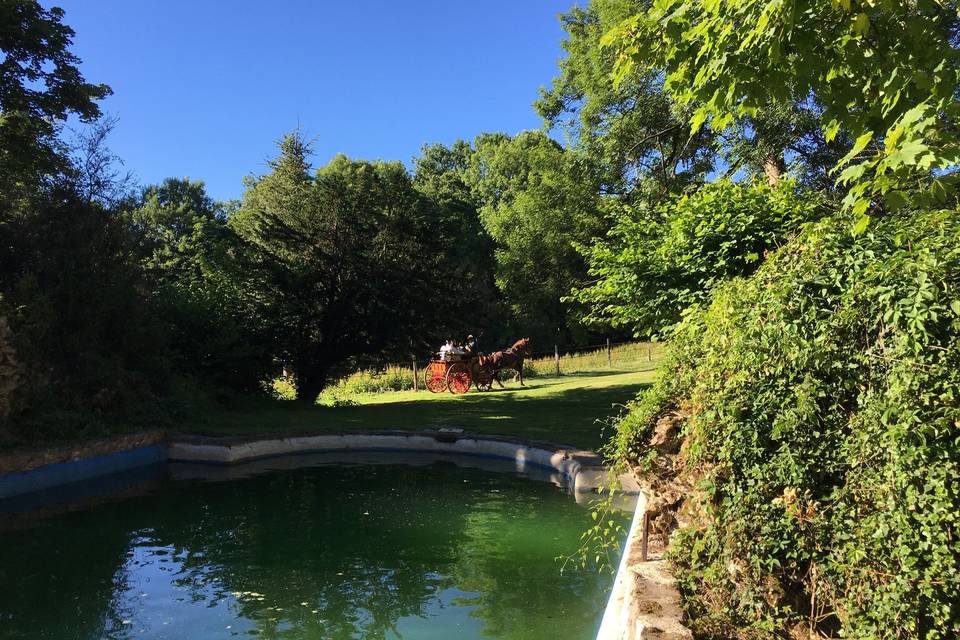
[{"left": 0, "top": 444, "right": 168, "bottom": 500}]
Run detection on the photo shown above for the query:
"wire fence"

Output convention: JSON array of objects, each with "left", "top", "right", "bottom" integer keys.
[{"left": 291, "top": 341, "right": 666, "bottom": 402}]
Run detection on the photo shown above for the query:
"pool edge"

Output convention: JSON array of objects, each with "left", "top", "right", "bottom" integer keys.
[{"left": 0, "top": 429, "right": 639, "bottom": 501}]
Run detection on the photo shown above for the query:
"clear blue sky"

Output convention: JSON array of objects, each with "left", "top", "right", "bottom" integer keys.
[{"left": 47, "top": 0, "right": 576, "bottom": 202}]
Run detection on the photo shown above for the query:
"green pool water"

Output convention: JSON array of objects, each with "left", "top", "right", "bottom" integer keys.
[{"left": 0, "top": 456, "right": 618, "bottom": 639}]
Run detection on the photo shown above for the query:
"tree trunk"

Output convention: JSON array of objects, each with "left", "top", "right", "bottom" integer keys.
[
  {"left": 296, "top": 365, "right": 327, "bottom": 405},
  {"left": 763, "top": 155, "right": 785, "bottom": 186}
]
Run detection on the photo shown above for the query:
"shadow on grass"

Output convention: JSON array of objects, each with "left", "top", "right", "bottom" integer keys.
[{"left": 193, "top": 378, "right": 654, "bottom": 451}]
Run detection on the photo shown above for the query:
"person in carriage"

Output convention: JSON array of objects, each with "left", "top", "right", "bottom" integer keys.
[
  {"left": 464, "top": 334, "right": 479, "bottom": 356},
  {"left": 438, "top": 339, "right": 467, "bottom": 361}
]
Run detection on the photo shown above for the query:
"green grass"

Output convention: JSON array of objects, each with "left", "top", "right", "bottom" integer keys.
[
  {"left": 182, "top": 364, "right": 661, "bottom": 451},
  {"left": 2, "top": 348, "right": 665, "bottom": 453},
  {"left": 311, "top": 342, "right": 665, "bottom": 401},
  {"left": 525, "top": 341, "right": 665, "bottom": 376}
]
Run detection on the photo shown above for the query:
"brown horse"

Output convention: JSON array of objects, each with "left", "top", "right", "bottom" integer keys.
[{"left": 479, "top": 338, "right": 531, "bottom": 387}]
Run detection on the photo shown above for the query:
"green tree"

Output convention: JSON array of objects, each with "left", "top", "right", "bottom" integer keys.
[
  {"left": 232, "top": 133, "right": 442, "bottom": 401},
  {"left": 0, "top": 1, "right": 111, "bottom": 200},
  {"left": 539, "top": 0, "right": 852, "bottom": 198},
  {"left": 604, "top": 0, "right": 960, "bottom": 215},
  {"left": 571, "top": 179, "right": 824, "bottom": 337},
  {"left": 465, "top": 131, "right": 606, "bottom": 345},
  {"left": 0, "top": 189, "right": 168, "bottom": 424},
  {"left": 132, "top": 178, "right": 270, "bottom": 390},
  {"left": 412, "top": 142, "right": 504, "bottom": 343},
  {"left": 536, "top": 0, "right": 717, "bottom": 203}
]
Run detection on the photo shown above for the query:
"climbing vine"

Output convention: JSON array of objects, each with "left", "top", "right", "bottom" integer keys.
[{"left": 614, "top": 210, "right": 960, "bottom": 638}]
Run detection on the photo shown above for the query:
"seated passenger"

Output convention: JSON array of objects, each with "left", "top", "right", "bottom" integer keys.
[{"left": 439, "top": 340, "right": 454, "bottom": 360}]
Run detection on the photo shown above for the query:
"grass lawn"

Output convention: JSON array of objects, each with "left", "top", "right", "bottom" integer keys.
[{"left": 181, "top": 364, "right": 661, "bottom": 452}]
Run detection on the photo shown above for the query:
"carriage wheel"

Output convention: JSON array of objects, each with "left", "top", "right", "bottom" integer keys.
[
  {"left": 424, "top": 363, "right": 447, "bottom": 393},
  {"left": 446, "top": 362, "right": 472, "bottom": 394},
  {"left": 473, "top": 366, "right": 493, "bottom": 391}
]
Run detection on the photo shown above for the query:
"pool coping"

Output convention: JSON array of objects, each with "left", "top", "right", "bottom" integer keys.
[
  {"left": 595, "top": 472, "right": 693, "bottom": 640},
  {"left": 0, "top": 429, "right": 637, "bottom": 501}
]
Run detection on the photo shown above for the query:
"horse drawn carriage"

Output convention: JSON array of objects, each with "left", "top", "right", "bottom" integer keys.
[
  {"left": 423, "top": 355, "right": 496, "bottom": 394},
  {"left": 424, "top": 338, "right": 529, "bottom": 394}
]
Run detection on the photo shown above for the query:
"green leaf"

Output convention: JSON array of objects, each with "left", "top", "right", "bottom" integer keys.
[
  {"left": 839, "top": 131, "right": 874, "bottom": 167},
  {"left": 852, "top": 214, "right": 871, "bottom": 235},
  {"left": 837, "top": 163, "right": 867, "bottom": 185},
  {"left": 884, "top": 190, "right": 908, "bottom": 210},
  {"left": 690, "top": 107, "right": 709, "bottom": 133},
  {"left": 885, "top": 138, "right": 930, "bottom": 170},
  {"left": 853, "top": 13, "right": 870, "bottom": 35},
  {"left": 824, "top": 119, "right": 841, "bottom": 142}
]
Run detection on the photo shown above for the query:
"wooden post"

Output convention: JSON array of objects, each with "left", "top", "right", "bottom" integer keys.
[
  {"left": 641, "top": 511, "right": 650, "bottom": 561},
  {"left": 647, "top": 342, "right": 652, "bottom": 362},
  {"left": 607, "top": 338, "right": 612, "bottom": 367},
  {"left": 412, "top": 356, "right": 418, "bottom": 391},
  {"left": 554, "top": 344, "right": 561, "bottom": 377}
]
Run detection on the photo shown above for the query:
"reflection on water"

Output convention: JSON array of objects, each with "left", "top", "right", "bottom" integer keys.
[{"left": 0, "top": 460, "right": 619, "bottom": 639}]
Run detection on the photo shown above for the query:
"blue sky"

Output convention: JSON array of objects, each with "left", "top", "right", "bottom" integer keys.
[{"left": 48, "top": 0, "right": 576, "bottom": 202}]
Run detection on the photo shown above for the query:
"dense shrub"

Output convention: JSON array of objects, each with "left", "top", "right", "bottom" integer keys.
[
  {"left": 0, "top": 192, "right": 170, "bottom": 416},
  {"left": 615, "top": 211, "right": 960, "bottom": 638},
  {"left": 316, "top": 366, "right": 417, "bottom": 404},
  {"left": 572, "top": 179, "right": 825, "bottom": 337}
]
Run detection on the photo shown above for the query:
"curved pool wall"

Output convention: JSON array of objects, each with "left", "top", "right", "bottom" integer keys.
[
  {"left": 0, "top": 430, "right": 649, "bottom": 638},
  {"left": 0, "top": 430, "right": 639, "bottom": 510}
]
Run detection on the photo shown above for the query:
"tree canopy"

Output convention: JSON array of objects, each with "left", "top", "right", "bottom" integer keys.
[
  {"left": 571, "top": 179, "right": 825, "bottom": 336},
  {"left": 535, "top": 0, "right": 717, "bottom": 202},
  {"left": 465, "top": 131, "right": 607, "bottom": 343},
  {"left": 231, "top": 135, "right": 462, "bottom": 401},
  {"left": 0, "top": 1, "right": 111, "bottom": 199},
  {"left": 603, "top": 0, "right": 960, "bottom": 217}
]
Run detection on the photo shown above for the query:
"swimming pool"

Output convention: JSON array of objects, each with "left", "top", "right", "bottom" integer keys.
[{"left": 0, "top": 453, "right": 619, "bottom": 639}]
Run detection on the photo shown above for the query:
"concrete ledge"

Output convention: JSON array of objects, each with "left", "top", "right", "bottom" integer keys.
[
  {"left": 596, "top": 481, "right": 692, "bottom": 640},
  {"left": 0, "top": 429, "right": 639, "bottom": 507},
  {"left": 167, "top": 430, "right": 635, "bottom": 506},
  {"left": 0, "top": 430, "right": 166, "bottom": 475}
]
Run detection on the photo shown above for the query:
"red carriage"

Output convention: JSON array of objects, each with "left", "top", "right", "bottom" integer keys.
[
  {"left": 423, "top": 338, "right": 530, "bottom": 395},
  {"left": 423, "top": 354, "right": 497, "bottom": 394}
]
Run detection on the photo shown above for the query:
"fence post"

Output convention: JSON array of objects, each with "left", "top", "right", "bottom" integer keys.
[
  {"left": 607, "top": 338, "right": 612, "bottom": 367},
  {"left": 554, "top": 344, "right": 561, "bottom": 376},
  {"left": 647, "top": 342, "right": 652, "bottom": 362},
  {"left": 412, "top": 356, "right": 419, "bottom": 391}
]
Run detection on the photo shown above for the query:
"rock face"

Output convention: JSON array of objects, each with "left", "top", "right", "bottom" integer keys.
[
  {"left": 597, "top": 408, "right": 696, "bottom": 639},
  {"left": 630, "top": 409, "right": 693, "bottom": 556},
  {"left": 649, "top": 412, "right": 683, "bottom": 454}
]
